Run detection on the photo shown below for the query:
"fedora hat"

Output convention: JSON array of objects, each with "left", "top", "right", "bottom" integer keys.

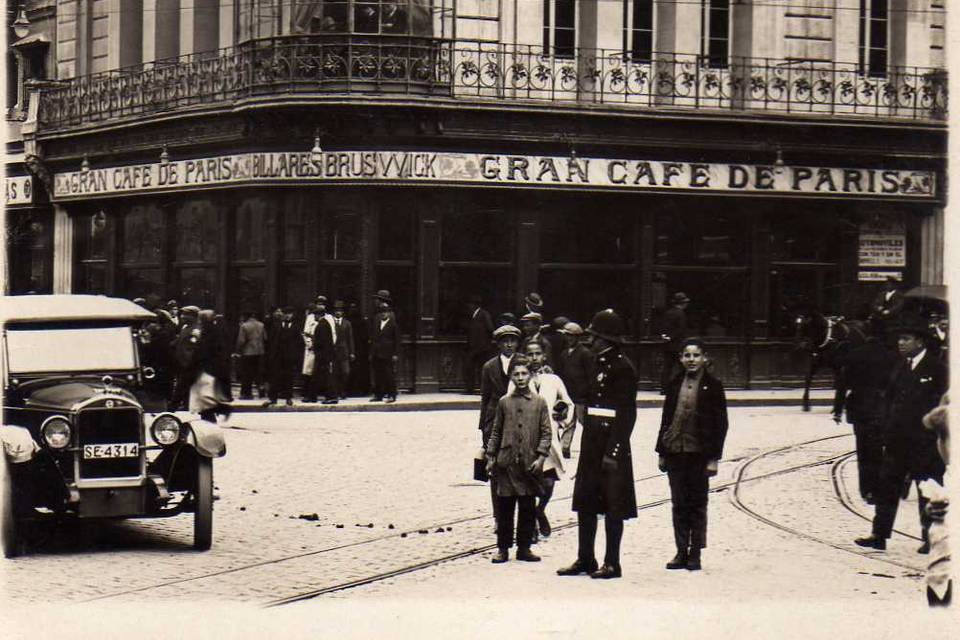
[
  {"left": 374, "top": 289, "right": 393, "bottom": 304},
  {"left": 524, "top": 292, "right": 544, "bottom": 313}
]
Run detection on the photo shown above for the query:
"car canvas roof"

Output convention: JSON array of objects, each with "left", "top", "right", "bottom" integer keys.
[{"left": 0, "top": 295, "right": 156, "bottom": 325}]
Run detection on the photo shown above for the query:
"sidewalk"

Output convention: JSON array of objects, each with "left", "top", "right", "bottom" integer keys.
[{"left": 229, "top": 388, "right": 837, "bottom": 413}]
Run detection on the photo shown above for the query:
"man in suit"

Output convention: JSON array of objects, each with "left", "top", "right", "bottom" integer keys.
[
  {"left": 558, "top": 308, "right": 638, "bottom": 580},
  {"left": 312, "top": 296, "right": 338, "bottom": 404},
  {"left": 660, "top": 292, "right": 690, "bottom": 394},
  {"left": 869, "top": 276, "right": 905, "bottom": 340},
  {"left": 266, "top": 307, "right": 302, "bottom": 406},
  {"left": 554, "top": 322, "right": 596, "bottom": 458},
  {"left": 479, "top": 324, "right": 522, "bottom": 526},
  {"left": 235, "top": 310, "right": 267, "bottom": 400},
  {"left": 855, "top": 315, "right": 948, "bottom": 552},
  {"left": 463, "top": 295, "right": 494, "bottom": 394},
  {"left": 369, "top": 292, "right": 400, "bottom": 403},
  {"left": 330, "top": 300, "right": 355, "bottom": 401}
]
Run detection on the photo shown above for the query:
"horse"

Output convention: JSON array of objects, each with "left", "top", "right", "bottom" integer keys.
[{"left": 793, "top": 311, "right": 872, "bottom": 412}]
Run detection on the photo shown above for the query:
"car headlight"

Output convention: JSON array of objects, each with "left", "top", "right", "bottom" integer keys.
[
  {"left": 150, "top": 414, "right": 182, "bottom": 446},
  {"left": 41, "top": 416, "right": 72, "bottom": 449}
]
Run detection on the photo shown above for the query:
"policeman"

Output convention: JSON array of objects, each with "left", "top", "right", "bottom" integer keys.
[{"left": 557, "top": 309, "right": 638, "bottom": 579}]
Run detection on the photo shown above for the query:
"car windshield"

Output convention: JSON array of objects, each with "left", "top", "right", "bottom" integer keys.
[{"left": 5, "top": 326, "right": 138, "bottom": 374}]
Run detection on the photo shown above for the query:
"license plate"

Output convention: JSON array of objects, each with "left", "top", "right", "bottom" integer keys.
[{"left": 83, "top": 443, "right": 139, "bottom": 459}]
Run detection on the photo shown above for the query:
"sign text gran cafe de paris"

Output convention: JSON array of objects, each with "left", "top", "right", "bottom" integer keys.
[{"left": 52, "top": 150, "right": 937, "bottom": 200}]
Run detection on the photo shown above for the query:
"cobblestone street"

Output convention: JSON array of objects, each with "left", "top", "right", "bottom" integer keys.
[{"left": 1, "top": 405, "right": 953, "bottom": 638}]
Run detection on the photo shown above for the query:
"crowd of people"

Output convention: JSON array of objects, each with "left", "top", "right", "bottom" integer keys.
[{"left": 131, "top": 289, "right": 401, "bottom": 416}]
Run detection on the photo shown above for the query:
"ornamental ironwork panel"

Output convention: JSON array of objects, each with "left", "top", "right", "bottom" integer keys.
[{"left": 37, "top": 38, "right": 947, "bottom": 130}]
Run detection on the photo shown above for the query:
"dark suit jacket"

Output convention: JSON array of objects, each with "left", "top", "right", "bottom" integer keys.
[
  {"left": 883, "top": 350, "right": 947, "bottom": 476},
  {"left": 478, "top": 353, "right": 513, "bottom": 441},
  {"left": 467, "top": 307, "right": 494, "bottom": 353},
  {"left": 369, "top": 314, "right": 400, "bottom": 359},
  {"left": 333, "top": 317, "right": 355, "bottom": 361},
  {"left": 661, "top": 306, "right": 688, "bottom": 348},
  {"left": 312, "top": 315, "right": 336, "bottom": 363},
  {"left": 267, "top": 322, "right": 303, "bottom": 373},
  {"left": 655, "top": 371, "right": 729, "bottom": 461},
  {"left": 834, "top": 338, "right": 898, "bottom": 424},
  {"left": 554, "top": 343, "right": 596, "bottom": 403},
  {"left": 871, "top": 289, "right": 905, "bottom": 320}
]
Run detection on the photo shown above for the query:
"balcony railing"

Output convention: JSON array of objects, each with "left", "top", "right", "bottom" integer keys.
[{"left": 37, "top": 35, "right": 948, "bottom": 129}]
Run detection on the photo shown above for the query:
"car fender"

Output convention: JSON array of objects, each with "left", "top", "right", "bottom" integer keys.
[
  {"left": 182, "top": 419, "right": 226, "bottom": 458},
  {"left": 0, "top": 425, "right": 40, "bottom": 464}
]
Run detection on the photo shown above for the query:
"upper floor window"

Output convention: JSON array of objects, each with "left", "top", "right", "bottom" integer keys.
[
  {"left": 623, "top": 0, "right": 654, "bottom": 62},
  {"left": 859, "top": 0, "right": 888, "bottom": 77},
  {"left": 291, "top": 0, "right": 434, "bottom": 36},
  {"left": 543, "top": 0, "right": 576, "bottom": 58},
  {"left": 702, "top": 0, "right": 729, "bottom": 69}
]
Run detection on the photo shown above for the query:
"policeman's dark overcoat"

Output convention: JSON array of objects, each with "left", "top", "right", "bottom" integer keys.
[{"left": 571, "top": 347, "right": 638, "bottom": 519}]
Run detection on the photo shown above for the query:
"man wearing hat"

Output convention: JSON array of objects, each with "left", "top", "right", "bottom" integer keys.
[
  {"left": 479, "top": 324, "right": 522, "bottom": 525},
  {"left": 558, "top": 309, "right": 638, "bottom": 579},
  {"left": 301, "top": 302, "right": 320, "bottom": 402},
  {"left": 855, "top": 315, "right": 947, "bottom": 552},
  {"left": 330, "top": 300, "right": 355, "bottom": 401},
  {"left": 311, "top": 296, "right": 338, "bottom": 404},
  {"left": 520, "top": 311, "right": 551, "bottom": 362},
  {"left": 169, "top": 305, "right": 201, "bottom": 410},
  {"left": 369, "top": 294, "right": 400, "bottom": 403},
  {"left": 554, "top": 322, "right": 596, "bottom": 458},
  {"left": 660, "top": 292, "right": 690, "bottom": 394},
  {"left": 524, "top": 292, "right": 544, "bottom": 316},
  {"left": 463, "top": 295, "right": 494, "bottom": 394},
  {"left": 266, "top": 307, "right": 302, "bottom": 406}
]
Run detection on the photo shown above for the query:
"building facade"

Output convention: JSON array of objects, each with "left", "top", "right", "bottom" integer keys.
[{"left": 4, "top": 0, "right": 948, "bottom": 390}]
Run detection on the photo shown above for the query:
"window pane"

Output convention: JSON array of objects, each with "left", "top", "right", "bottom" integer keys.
[
  {"left": 234, "top": 204, "right": 265, "bottom": 261},
  {"left": 282, "top": 265, "right": 311, "bottom": 309},
  {"left": 325, "top": 211, "right": 360, "bottom": 261},
  {"left": 121, "top": 268, "right": 164, "bottom": 300},
  {"left": 122, "top": 205, "right": 163, "bottom": 264},
  {"left": 77, "top": 212, "right": 108, "bottom": 261},
  {"left": 438, "top": 267, "right": 512, "bottom": 335},
  {"left": 651, "top": 270, "right": 747, "bottom": 337},
  {"left": 375, "top": 266, "right": 414, "bottom": 333},
  {"left": 442, "top": 208, "right": 511, "bottom": 262},
  {"left": 355, "top": 2, "right": 380, "bottom": 33},
  {"left": 378, "top": 204, "right": 415, "bottom": 261},
  {"left": 541, "top": 209, "right": 635, "bottom": 264},
  {"left": 175, "top": 267, "right": 217, "bottom": 309},
  {"left": 539, "top": 268, "right": 635, "bottom": 335},
  {"left": 77, "top": 264, "right": 107, "bottom": 294},
  {"left": 231, "top": 267, "right": 267, "bottom": 318},
  {"left": 322, "top": 265, "right": 362, "bottom": 305},
  {"left": 768, "top": 267, "right": 842, "bottom": 338},
  {"left": 284, "top": 208, "right": 306, "bottom": 260},
  {"left": 769, "top": 214, "right": 845, "bottom": 262},
  {"left": 175, "top": 200, "right": 219, "bottom": 262},
  {"left": 655, "top": 210, "right": 748, "bottom": 265},
  {"left": 322, "top": 0, "right": 348, "bottom": 31}
]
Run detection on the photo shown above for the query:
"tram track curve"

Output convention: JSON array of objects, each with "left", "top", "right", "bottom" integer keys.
[{"left": 830, "top": 452, "right": 922, "bottom": 542}]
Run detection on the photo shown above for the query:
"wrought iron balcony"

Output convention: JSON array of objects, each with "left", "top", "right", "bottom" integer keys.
[{"left": 37, "top": 35, "right": 948, "bottom": 130}]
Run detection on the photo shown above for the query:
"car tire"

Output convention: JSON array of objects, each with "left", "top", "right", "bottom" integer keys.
[
  {"left": 1, "top": 454, "right": 20, "bottom": 558},
  {"left": 193, "top": 457, "right": 213, "bottom": 551}
]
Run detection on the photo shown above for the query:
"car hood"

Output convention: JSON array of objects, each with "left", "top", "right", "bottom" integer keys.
[{"left": 23, "top": 382, "right": 142, "bottom": 412}]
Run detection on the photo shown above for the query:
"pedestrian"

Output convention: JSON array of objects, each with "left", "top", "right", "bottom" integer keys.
[
  {"left": 659, "top": 292, "right": 689, "bottom": 394},
  {"left": 524, "top": 292, "right": 544, "bottom": 316},
  {"left": 266, "top": 306, "right": 302, "bottom": 406},
  {"left": 920, "top": 393, "right": 951, "bottom": 606},
  {"left": 485, "top": 355, "right": 552, "bottom": 563},
  {"left": 479, "top": 324, "right": 521, "bottom": 527},
  {"left": 165, "top": 299, "right": 181, "bottom": 327},
  {"left": 544, "top": 316, "right": 569, "bottom": 364},
  {"left": 235, "top": 310, "right": 266, "bottom": 400},
  {"left": 833, "top": 332, "right": 898, "bottom": 504},
  {"left": 655, "top": 338, "right": 729, "bottom": 571},
  {"left": 520, "top": 311, "right": 551, "bottom": 361},
  {"left": 331, "top": 300, "right": 355, "bottom": 401},
  {"left": 557, "top": 308, "right": 637, "bottom": 580},
  {"left": 301, "top": 302, "right": 319, "bottom": 402},
  {"left": 855, "top": 315, "right": 948, "bottom": 552},
  {"left": 137, "top": 319, "right": 174, "bottom": 409},
  {"left": 193, "top": 309, "right": 232, "bottom": 421},
  {"left": 930, "top": 313, "right": 948, "bottom": 363},
  {"left": 869, "top": 276, "right": 905, "bottom": 334},
  {"left": 312, "top": 296, "right": 338, "bottom": 404},
  {"left": 553, "top": 321, "right": 595, "bottom": 458},
  {"left": 369, "top": 292, "right": 400, "bottom": 403},
  {"left": 463, "top": 294, "right": 494, "bottom": 394},
  {"left": 514, "top": 340, "right": 572, "bottom": 541},
  {"left": 169, "top": 305, "right": 201, "bottom": 411}
]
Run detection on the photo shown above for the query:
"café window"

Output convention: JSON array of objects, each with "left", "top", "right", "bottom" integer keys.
[
  {"left": 120, "top": 203, "right": 165, "bottom": 300},
  {"left": 231, "top": 197, "right": 268, "bottom": 318},
  {"left": 654, "top": 208, "right": 748, "bottom": 266},
  {"left": 74, "top": 210, "right": 109, "bottom": 294},
  {"left": 439, "top": 198, "right": 513, "bottom": 335},
  {"left": 652, "top": 270, "right": 748, "bottom": 338},
  {"left": 172, "top": 200, "right": 219, "bottom": 309},
  {"left": 291, "top": 0, "right": 435, "bottom": 35}
]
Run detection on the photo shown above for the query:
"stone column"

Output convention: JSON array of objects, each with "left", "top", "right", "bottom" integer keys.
[{"left": 53, "top": 205, "right": 74, "bottom": 294}]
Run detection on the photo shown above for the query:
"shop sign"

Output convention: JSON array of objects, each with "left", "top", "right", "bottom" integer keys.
[
  {"left": 5, "top": 175, "right": 34, "bottom": 205},
  {"left": 51, "top": 151, "right": 938, "bottom": 201},
  {"left": 859, "top": 220, "right": 906, "bottom": 268},
  {"left": 859, "top": 271, "right": 903, "bottom": 282}
]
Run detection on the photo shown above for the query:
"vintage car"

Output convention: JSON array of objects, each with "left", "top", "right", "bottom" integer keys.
[{"left": 0, "top": 295, "right": 226, "bottom": 557}]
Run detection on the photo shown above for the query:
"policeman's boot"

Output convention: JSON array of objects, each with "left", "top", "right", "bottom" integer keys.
[
  {"left": 516, "top": 546, "right": 541, "bottom": 562},
  {"left": 666, "top": 548, "right": 688, "bottom": 570},
  {"left": 686, "top": 548, "right": 702, "bottom": 571}
]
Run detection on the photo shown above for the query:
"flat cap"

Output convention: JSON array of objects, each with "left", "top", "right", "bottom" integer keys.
[
  {"left": 493, "top": 325, "right": 521, "bottom": 339},
  {"left": 180, "top": 305, "right": 200, "bottom": 314},
  {"left": 560, "top": 322, "right": 584, "bottom": 336}
]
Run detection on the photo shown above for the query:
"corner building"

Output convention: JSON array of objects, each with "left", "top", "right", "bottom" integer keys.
[{"left": 4, "top": 0, "right": 948, "bottom": 390}]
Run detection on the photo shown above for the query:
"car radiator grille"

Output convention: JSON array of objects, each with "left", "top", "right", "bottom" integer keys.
[{"left": 77, "top": 407, "right": 142, "bottom": 479}]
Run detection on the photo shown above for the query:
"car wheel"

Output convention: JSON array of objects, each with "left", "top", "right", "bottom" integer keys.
[
  {"left": 1, "top": 455, "right": 20, "bottom": 558},
  {"left": 193, "top": 456, "right": 213, "bottom": 551}
]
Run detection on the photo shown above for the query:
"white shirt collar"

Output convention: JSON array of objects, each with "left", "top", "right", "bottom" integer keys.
[
  {"left": 499, "top": 353, "right": 511, "bottom": 374},
  {"left": 910, "top": 349, "right": 927, "bottom": 370}
]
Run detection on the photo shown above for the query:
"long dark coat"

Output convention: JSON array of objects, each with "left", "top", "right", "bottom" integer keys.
[
  {"left": 572, "top": 347, "right": 638, "bottom": 519},
  {"left": 478, "top": 353, "right": 514, "bottom": 443},
  {"left": 266, "top": 321, "right": 303, "bottom": 377},
  {"left": 833, "top": 338, "right": 898, "bottom": 424},
  {"left": 655, "top": 370, "right": 729, "bottom": 460},
  {"left": 883, "top": 351, "right": 948, "bottom": 477},
  {"left": 369, "top": 314, "right": 401, "bottom": 359}
]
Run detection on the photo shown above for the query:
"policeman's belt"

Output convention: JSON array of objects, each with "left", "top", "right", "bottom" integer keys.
[{"left": 587, "top": 407, "right": 616, "bottom": 418}]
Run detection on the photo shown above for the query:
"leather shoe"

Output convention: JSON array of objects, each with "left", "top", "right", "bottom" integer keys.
[
  {"left": 537, "top": 513, "right": 551, "bottom": 538},
  {"left": 590, "top": 563, "right": 622, "bottom": 579},
  {"left": 516, "top": 547, "right": 541, "bottom": 562},
  {"left": 491, "top": 549, "right": 509, "bottom": 564},
  {"left": 686, "top": 552, "right": 702, "bottom": 571},
  {"left": 556, "top": 559, "right": 598, "bottom": 576},
  {"left": 918, "top": 541, "right": 931, "bottom": 554},
  {"left": 854, "top": 535, "right": 886, "bottom": 550},
  {"left": 666, "top": 552, "right": 688, "bottom": 570}
]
